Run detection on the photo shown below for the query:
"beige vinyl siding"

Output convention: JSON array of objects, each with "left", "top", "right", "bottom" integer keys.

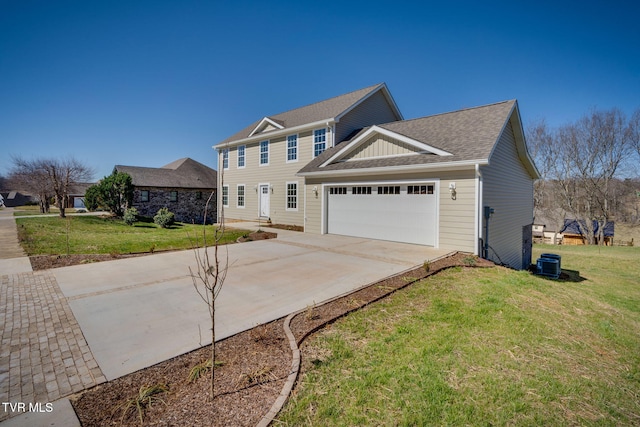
[
  {"left": 436, "top": 170, "right": 476, "bottom": 252},
  {"left": 345, "top": 134, "right": 421, "bottom": 160},
  {"left": 481, "top": 120, "right": 535, "bottom": 269},
  {"left": 219, "top": 131, "right": 313, "bottom": 227},
  {"left": 304, "top": 179, "right": 323, "bottom": 234},
  {"left": 304, "top": 170, "right": 476, "bottom": 252},
  {"left": 335, "top": 90, "right": 400, "bottom": 143}
]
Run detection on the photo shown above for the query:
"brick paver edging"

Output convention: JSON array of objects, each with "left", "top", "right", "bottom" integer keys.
[{"left": 0, "top": 272, "right": 107, "bottom": 422}]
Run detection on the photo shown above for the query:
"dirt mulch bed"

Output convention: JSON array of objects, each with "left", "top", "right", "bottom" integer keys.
[
  {"left": 236, "top": 231, "right": 278, "bottom": 243},
  {"left": 29, "top": 232, "right": 277, "bottom": 271},
  {"left": 268, "top": 224, "right": 304, "bottom": 232},
  {"left": 70, "top": 252, "right": 493, "bottom": 426}
]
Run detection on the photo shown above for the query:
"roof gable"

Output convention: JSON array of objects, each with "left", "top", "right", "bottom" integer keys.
[
  {"left": 321, "top": 125, "right": 453, "bottom": 167},
  {"left": 217, "top": 83, "right": 401, "bottom": 147},
  {"left": 248, "top": 117, "right": 285, "bottom": 136},
  {"left": 299, "top": 100, "right": 524, "bottom": 175}
]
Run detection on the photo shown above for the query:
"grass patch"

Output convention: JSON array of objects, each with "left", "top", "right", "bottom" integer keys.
[
  {"left": 15, "top": 215, "right": 248, "bottom": 255},
  {"left": 279, "top": 245, "right": 640, "bottom": 426}
]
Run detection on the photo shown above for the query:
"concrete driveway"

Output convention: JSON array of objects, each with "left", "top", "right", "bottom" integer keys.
[{"left": 54, "top": 227, "right": 450, "bottom": 381}]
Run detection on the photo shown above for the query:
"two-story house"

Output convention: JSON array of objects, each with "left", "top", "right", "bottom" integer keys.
[{"left": 214, "top": 83, "right": 539, "bottom": 270}]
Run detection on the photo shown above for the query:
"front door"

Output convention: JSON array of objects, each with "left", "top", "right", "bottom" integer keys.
[{"left": 259, "top": 184, "right": 270, "bottom": 218}]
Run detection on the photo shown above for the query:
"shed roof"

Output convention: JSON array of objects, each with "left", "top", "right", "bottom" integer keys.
[
  {"left": 560, "top": 219, "right": 615, "bottom": 237},
  {"left": 115, "top": 158, "right": 217, "bottom": 189}
]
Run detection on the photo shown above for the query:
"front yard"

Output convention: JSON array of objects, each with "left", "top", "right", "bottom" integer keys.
[
  {"left": 15, "top": 215, "right": 248, "bottom": 258},
  {"left": 278, "top": 244, "right": 640, "bottom": 426}
]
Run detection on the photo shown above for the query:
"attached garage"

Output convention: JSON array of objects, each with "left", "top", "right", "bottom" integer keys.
[{"left": 325, "top": 182, "right": 438, "bottom": 246}]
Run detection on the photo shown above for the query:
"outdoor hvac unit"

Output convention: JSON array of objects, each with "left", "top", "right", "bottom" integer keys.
[{"left": 536, "top": 257, "right": 561, "bottom": 279}]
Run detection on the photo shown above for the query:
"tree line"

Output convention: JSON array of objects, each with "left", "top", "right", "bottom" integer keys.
[{"left": 527, "top": 107, "right": 640, "bottom": 244}]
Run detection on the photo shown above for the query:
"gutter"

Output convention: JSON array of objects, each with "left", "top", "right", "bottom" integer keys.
[
  {"left": 297, "top": 159, "right": 488, "bottom": 178},
  {"left": 475, "top": 164, "right": 482, "bottom": 256},
  {"left": 213, "top": 118, "right": 337, "bottom": 150}
]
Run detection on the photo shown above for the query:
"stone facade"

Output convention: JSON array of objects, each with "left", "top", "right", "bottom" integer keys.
[{"left": 132, "top": 187, "right": 217, "bottom": 224}]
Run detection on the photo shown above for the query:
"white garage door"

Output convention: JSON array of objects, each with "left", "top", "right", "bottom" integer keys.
[{"left": 327, "top": 183, "right": 437, "bottom": 246}]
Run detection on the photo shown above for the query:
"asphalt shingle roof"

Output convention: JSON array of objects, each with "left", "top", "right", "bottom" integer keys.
[
  {"left": 298, "top": 100, "right": 517, "bottom": 174},
  {"left": 115, "top": 158, "right": 217, "bottom": 189},
  {"left": 217, "top": 83, "right": 386, "bottom": 145}
]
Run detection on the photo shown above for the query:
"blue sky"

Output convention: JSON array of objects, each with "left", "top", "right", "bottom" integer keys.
[{"left": 1, "top": 0, "right": 639, "bottom": 180}]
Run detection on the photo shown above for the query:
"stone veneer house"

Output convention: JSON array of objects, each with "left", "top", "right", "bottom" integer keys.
[
  {"left": 115, "top": 158, "right": 217, "bottom": 224},
  {"left": 214, "top": 83, "right": 539, "bottom": 269}
]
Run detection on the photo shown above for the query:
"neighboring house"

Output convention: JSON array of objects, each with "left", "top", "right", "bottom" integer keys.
[
  {"left": 66, "top": 182, "right": 94, "bottom": 209},
  {"left": 115, "top": 158, "right": 217, "bottom": 224},
  {"left": 560, "top": 219, "right": 614, "bottom": 246},
  {"left": 533, "top": 209, "right": 565, "bottom": 244},
  {"left": 215, "top": 83, "right": 539, "bottom": 269},
  {"left": 0, "top": 191, "right": 37, "bottom": 207}
]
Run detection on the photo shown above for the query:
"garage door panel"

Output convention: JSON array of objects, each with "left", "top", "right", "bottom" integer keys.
[{"left": 327, "top": 185, "right": 436, "bottom": 246}]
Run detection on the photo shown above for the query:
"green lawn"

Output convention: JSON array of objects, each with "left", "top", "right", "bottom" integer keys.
[
  {"left": 278, "top": 244, "right": 640, "bottom": 426},
  {"left": 15, "top": 215, "right": 248, "bottom": 255}
]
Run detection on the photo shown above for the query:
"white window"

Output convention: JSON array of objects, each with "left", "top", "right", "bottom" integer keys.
[
  {"left": 237, "top": 145, "right": 245, "bottom": 168},
  {"left": 222, "top": 185, "right": 229, "bottom": 207},
  {"left": 287, "top": 135, "right": 298, "bottom": 162},
  {"left": 329, "top": 187, "right": 347, "bottom": 195},
  {"left": 237, "top": 184, "right": 245, "bottom": 208},
  {"left": 222, "top": 149, "right": 229, "bottom": 170},
  {"left": 286, "top": 182, "right": 298, "bottom": 210},
  {"left": 313, "top": 129, "right": 326, "bottom": 157},
  {"left": 260, "top": 140, "right": 269, "bottom": 165}
]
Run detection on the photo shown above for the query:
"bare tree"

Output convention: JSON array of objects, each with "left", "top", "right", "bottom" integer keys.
[
  {"left": 10, "top": 156, "right": 94, "bottom": 217},
  {"left": 189, "top": 179, "right": 226, "bottom": 401},
  {"left": 531, "top": 109, "right": 636, "bottom": 244},
  {"left": 9, "top": 156, "right": 54, "bottom": 213},
  {"left": 630, "top": 109, "right": 640, "bottom": 162}
]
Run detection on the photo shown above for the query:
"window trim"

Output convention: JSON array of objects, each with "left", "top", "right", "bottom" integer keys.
[
  {"left": 222, "top": 149, "right": 229, "bottom": 170},
  {"left": 286, "top": 181, "right": 298, "bottom": 211},
  {"left": 222, "top": 185, "right": 229, "bottom": 208},
  {"left": 259, "top": 140, "right": 269, "bottom": 166},
  {"left": 170, "top": 191, "right": 178, "bottom": 202},
  {"left": 140, "top": 190, "right": 149, "bottom": 202},
  {"left": 313, "top": 128, "right": 327, "bottom": 158},
  {"left": 286, "top": 134, "right": 298, "bottom": 163},
  {"left": 237, "top": 184, "right": 245, "bottom": 208},
  {"left": 237, "top": 145, "right": 246, "bottom": 169}
]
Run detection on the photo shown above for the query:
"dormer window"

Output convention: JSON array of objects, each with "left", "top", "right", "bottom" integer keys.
[{"left": 314, "top": 129, "right": 326, "bottom": 158}]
